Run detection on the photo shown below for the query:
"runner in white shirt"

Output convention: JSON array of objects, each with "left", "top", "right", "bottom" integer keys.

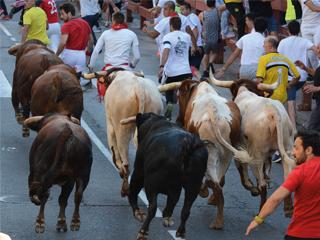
[
  {"left": 89, "top": 12, "right": 140, "bottom": 70},
  {"left": 299, "top": 0, "right": 320, "bottom": 68},
  {"left": 180, "top": 2, "right": 203, "bottom": 78},
  {"left": 159, "top": 16, "right": 192, "bottom": 119},
  {"left": 216, "top": 14, "right": 267, "bottom": 80},
  {"left": 142, "top": 1, "right": 196, "bottom": 56},
  {"left": 278, "top": 20, "right": 316, "bottom": 128}
]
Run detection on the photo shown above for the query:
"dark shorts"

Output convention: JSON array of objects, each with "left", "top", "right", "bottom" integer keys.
[
  {"left": 189, "top": 47, "right": 203, "bottom": 69},
  {"left": 285, "top": 235, "right": 320, "bottom": 240},
  {"left": 204, "top": 41, "right": 219, "bottom": 54},
  {"left": 267, "top": 15, "right": 278, "bottom": 33},
  {"left": 287, "top": 81, "right": 305, "bottom": 101},
  {"left": 165, "top": 73, "right": 193, "bottom": 103}
]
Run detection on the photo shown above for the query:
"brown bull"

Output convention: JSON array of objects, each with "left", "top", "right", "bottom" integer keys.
[
  {"left": 30, "top": 64, "right": 83, "bottom": 120},
  {"left": 24, "top": 113, "right": 92, "bottom": 233},
  {"left": 10, "top": 41, "right": 63, "bottom": 137}
]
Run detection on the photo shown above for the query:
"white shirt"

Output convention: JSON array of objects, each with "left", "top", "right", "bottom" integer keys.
[
  {"left": 80, "top": 0, "right": 100, "bottom": 17},
  {"left": 89, "top": 29, "right": 140, "bottom": 68},
  {"left": 314, "top": 25, "right": 320, "bottom": 45},
  {"left": 278, "top": 35, "right": 313, "bottom": 81},
  {"left": 155, "top": 13, "right": 192, "bottom": 52},
  {"left": 300, "top": 0, "right": 320, "bottom": 26},
  {"left": 187, "top": 13, "right": 202, "bottom": 47},
  {"left": 236, "top": 31, "right": 265, "bottom": 65},
  {"left": 162, "top": 30, "right": 192, "bottom": 77}
]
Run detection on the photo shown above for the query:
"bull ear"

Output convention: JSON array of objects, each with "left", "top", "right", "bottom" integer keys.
[
  {"left": 24, "top": 116, "right": 44, "bottom": 131},
  {"left": 8, "top": 43, "right": 22, "bottom": 56}
]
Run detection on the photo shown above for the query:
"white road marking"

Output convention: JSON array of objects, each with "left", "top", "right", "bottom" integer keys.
[
  {"left": 10, "top": 37, "right": 16, "bottom": 42},
  {"left": 168, "top": 230, "right": 185, "bottom": 240},
  {"left": 0, "top": 70, "right": 12, "bottom": 98},
  {"left": 0, "top": 22, "right": 12, "bottom": 37}
]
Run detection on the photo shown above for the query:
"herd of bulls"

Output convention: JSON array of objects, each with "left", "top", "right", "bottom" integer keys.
[{"left": 8, "top": 39, "right": 297, "bottom": 239}]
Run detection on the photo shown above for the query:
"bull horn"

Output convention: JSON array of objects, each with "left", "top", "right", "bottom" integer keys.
[
  {"left": 8, "top": 43, "right": 22, "bottom": 56},
  {"left": 31, "top": 195, "right": 41, "bottom": 205},
  {"left": 158, "top": 82, "right": 183, "bottom": 92},
  {"left": 82, "top": 71, "right": 107, "bottom": 79},
  {"left": 208, "top": 68, "right": 234, "bottom": 88},
  {"left": 257, "top": 80, "right": 279, "bottom": 91},
  {"left": 120, "top": 116, "right": 136, "bottom": 125},
  {"left": 24, "top": 116, "right": 44, "bottom": 126},
  {"left": 70, "top": 117, "right": 80, "bottom": 125},
  {"left": 133, "top": 71, "right": 144, "bottom": 77}
]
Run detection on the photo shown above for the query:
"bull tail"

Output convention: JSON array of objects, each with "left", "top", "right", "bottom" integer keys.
[
  {"left": 271, "top": 107, "right": 296, "bottom": 168},
  {"left": 207, "top": 103, "right": 253, "bottom": 164},
  {"left": 136, "top": 77, "right": 145, "bottom": 114},
  {"left": 45, "top": 124, "right": 73, "bottom": 181}
]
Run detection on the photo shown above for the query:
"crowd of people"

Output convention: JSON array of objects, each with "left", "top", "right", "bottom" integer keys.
[{"left": 1, "top": 0, "right": 320, "bottom": 239}]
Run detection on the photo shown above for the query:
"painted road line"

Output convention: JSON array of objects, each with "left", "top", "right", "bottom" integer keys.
[
  {"left": 0, "top": 70, "right": 12, "bottom": 98},
  {"left": 10, "top": 37, "right": 16, "bottom": 42},
  {"left": 0, "top": 23, "right": 12, "bottom": 37},
  {"left": 168, "top": 230, "right": 183, "bottom": 240}
]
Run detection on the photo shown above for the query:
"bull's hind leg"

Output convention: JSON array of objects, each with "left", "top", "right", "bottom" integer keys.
[
  {"left": 129, "top": 169, "right": 146, "bottom": 222},
  {"left": 71, "top": 178, "right": 89, "bottom": 231},
  {"left": 35, "top": 196, "right": 48, "bottom": 233},
  {"left": 162, "top": 187, "right": 182, "bottom": 227},
  {"left": 56, "top": 180, "right": 75, "bottom": 232},
  {"left": 137, "top": 194, "right": 158, "bottom": 240},
  {"left": 209, "top": 183, "right": 224, "bottom": 230},
  {"left": 235, "top": 161, "right": 259, "bottom": 196}
]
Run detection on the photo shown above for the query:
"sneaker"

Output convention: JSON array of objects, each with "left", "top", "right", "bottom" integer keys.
[
  {"left": 164, "top": 103, "right": 173, "bottom": 120},
  {"left": 272, "top": 153, "right": 281, "bottom": 163}
]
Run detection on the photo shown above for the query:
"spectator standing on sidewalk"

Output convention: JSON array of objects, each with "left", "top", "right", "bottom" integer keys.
[
  {"left": 224, "top": 0, "right": 246, "bottom": 39},
  {"left": 216, "top": 15, "right": 267, "bottom": 80},
  {"left": 246, "top": 130, "right": 320, "bottom": 240},
  {"left": 199, "top": 0, "right": 220, "bottom": 79},
  {"left": 277, "top": 20, "right": 316, "bottom": 129},
  {"left": 21, "top": 0, "right": 49, "bottom": 45},
  {"left": 80, "top": 0, "right": 100, "bottom": 45},
  {"left": 56, "top": 3, "right": 93, "bottom": 77},
  {"left": 37, "top": 0, "right": 60, "bottom": 52}
]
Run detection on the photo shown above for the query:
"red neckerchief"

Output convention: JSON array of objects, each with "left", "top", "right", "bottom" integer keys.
[
  {"left": 111, "top": 23, "right": 128, "bottom": 30},
  {"left": 168, "top": 12, "right": 178, "bottom": 17}
]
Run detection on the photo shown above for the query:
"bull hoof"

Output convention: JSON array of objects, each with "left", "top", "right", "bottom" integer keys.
[
  {"left": 70, "top": 218, "right": 80, "bottom": 231},
  {"left": 22, "top": 131, "right": 30, "bottom": 138},
  {"left": 207, "top": 194, "right": 217, "bottom": 206},
  {"left": 56, "top": 218, "right": 68, "bottom": 232},
  {"left": 136, "top": 229, "right": 148, "bottom": 240},
  {"left": 163, "top": 217, "right": 174, "bottom": 227},
  {"left": 210, "top": 220, "right": 223, "bottom": 230},
  {"left": 199, "top": 184, "right": 209, "bottom": 198},
  {"left": 175, "top": 229, "right": 185, "bottom": 239},
  {"left": 35, "top": 219, "right": 45, "bottom": 233},
  {"left": 250, "top": 187, "right": 260, "bottom": 197},
  {"left": 120, "top": 180, "right": 129, "bottom": 198},
  {"left": 134, "top": 209, "right": 146, "bottom": 222}
]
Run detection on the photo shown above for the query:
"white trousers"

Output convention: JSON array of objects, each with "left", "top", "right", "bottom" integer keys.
[
  {"left": 301, "top": 23, "right": 319, "bottom": 68},
  {"left": 47, "top": 22, "right": 60, "bottom": 53},
  {"left": 60, "top": 49, "right": 87, "bottom": 73}
]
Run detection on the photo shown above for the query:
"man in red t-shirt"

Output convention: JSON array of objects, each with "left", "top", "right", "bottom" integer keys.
[
  {"left": 38, "top": 0, "right": 60, "bottom": 52},
  {"left": 56, "top": 3, "right": 92, "bottom": 75},
  {"left": 246, "top": 130, "right": 320, "bottom": 240}
]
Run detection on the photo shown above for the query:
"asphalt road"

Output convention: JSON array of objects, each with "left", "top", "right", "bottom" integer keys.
[{"left": 0, "top": 11, "right": 292, "bottom": 240}]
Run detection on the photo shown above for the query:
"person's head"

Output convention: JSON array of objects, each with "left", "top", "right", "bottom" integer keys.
[
  {"left": 263, "top": 36, "right": 279, "bottom": 54},
  {"left": 163, "top": 1, "right": 176, "bottom": 17},
  {"left": 112, "top": 12, "right": 125, "bottom": 25},
  {"left": 206, "top": 0, "right": 215, "bottom": 8},
  {"left": 59, "top": 3, "right": 75, "bottom": 22},
  {"left": 169, "top": 16, "right": 181, "bottom": 31},
  {"left": 24, "top": 0, "right": 35, "bottom": 9},
  {"left": 245, "top": 13, "right": 256, "bottom": 30},
  {"left": 288, "top": 20, "right": 300, "bottom": 36},
  {"left": 180, "top": 2, "right": 191, "bottom": 16},
  {"left": 254, "top": 17, "right": 268, "bottom": 34},
  {"left": 293, "top": 130, "right": 320, "bottom": 165}
]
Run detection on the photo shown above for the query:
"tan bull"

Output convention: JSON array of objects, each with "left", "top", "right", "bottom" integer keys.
[
  {"left": 209, "top": 72, "right": 296, "bottom": 217},
  {"left": 83, "top": 69, "right": 163, "bottom": 197}
]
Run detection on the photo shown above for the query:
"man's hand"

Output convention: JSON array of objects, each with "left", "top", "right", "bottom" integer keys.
[
  {"left": 113, "top": 6, "right": 120, "bottom": 12},
  {"left": 245, "top": 220, "right": 259, "bottom": 236},
  {"left": 304, "top": 84, "right": 320, "bottom": 94},
  {"left": 158, "top": 67, "right": 164, "bottom": 79},
  {"left": 295, "top": 60, "right": 306, "bottom": 71},
  {"left": 215, "top": 68, "right": 225, "bottom": 78},
  {"left": 191, "top": 46, "right": 196, "bottom": 56}
]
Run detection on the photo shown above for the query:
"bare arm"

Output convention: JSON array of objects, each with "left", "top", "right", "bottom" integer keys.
[
  {"left": 305, "top": 0, "right": 320, "bottom": 12},
  {"left": 295, "top": 60, "right": 316, "bottom": 76},
  {"left": 21, "top": 25, "right": 29, "bottom": 42},
  {"left": 246, "top": 187, "right": 291, "bottom": 236},
  {"left": 158, "top": 48, "right": 170, "bottom": 78},
  {"left": 186, "top": 25, "right": 197, "bottom": 50},
  {"left": 56, "top": 34, "right": 68, "bottom": 56},
  {"left": 142, "top": 26, "right": 160, "bottom": 39}
]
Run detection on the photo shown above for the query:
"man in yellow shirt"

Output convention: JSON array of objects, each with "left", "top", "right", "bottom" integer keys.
[
  {"left": 21, "top": 0, "right": 49, "bottom": 45},
  {"left": 256, "top": 36, "right": 300, "bottom": 103}
]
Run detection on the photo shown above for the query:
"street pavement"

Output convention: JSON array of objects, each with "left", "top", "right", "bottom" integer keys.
[{"left": 0, "top": 5, "right": 313, "bottom": 240}]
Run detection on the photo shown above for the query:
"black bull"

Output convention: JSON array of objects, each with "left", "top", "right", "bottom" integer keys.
[{"left": 128, "top": 113, "right": 208, "bottom": 239}]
